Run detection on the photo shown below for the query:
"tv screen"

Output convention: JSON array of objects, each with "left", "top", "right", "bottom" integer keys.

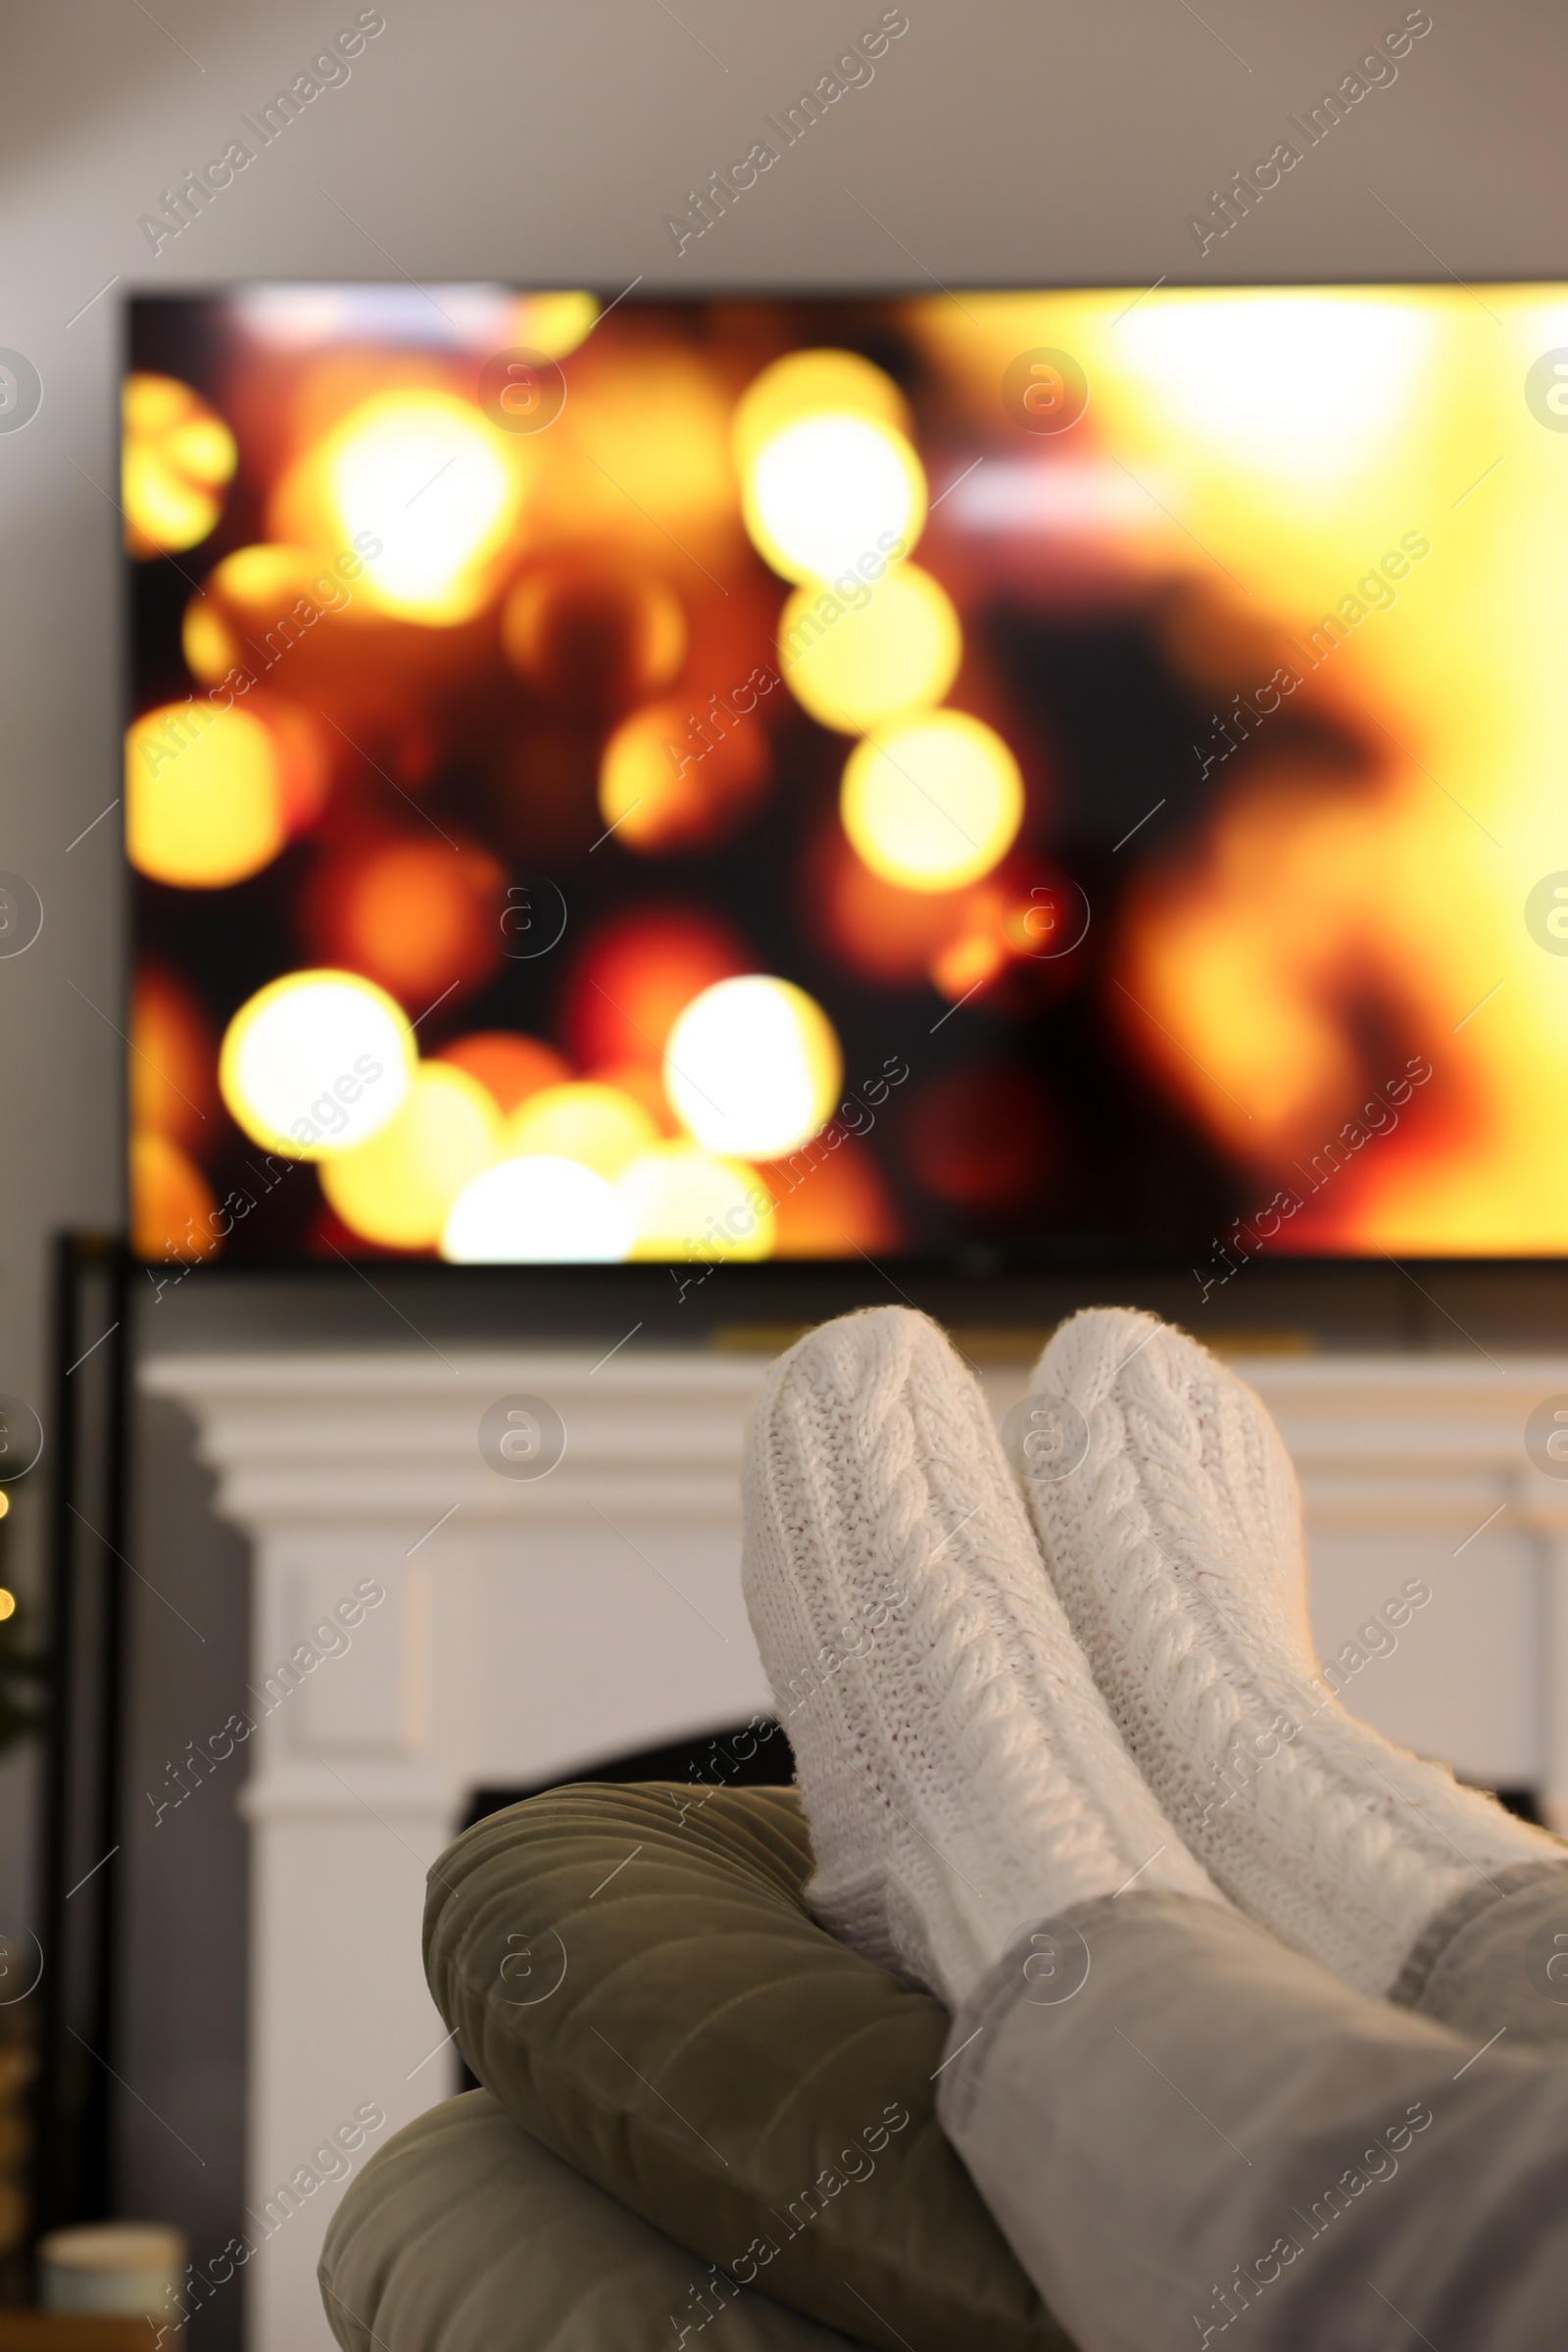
[{"left": 124, "top": 282, "right": 1564, "bottom": 1272}]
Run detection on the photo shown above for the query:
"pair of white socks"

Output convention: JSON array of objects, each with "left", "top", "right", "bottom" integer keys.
[{"left": 742, "top": 1305, "right": 1563, "bottom": 2011}]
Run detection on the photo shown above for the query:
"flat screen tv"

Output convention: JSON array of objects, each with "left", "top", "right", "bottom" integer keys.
[{"left": 123, "top": 281, "right": 1568, "bottom": 1274}]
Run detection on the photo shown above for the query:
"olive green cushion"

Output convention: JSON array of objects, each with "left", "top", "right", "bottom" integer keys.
[
  {"left": 320, "top": 2089, "right": 870, "bottom": 2351},
  {"left": 422, "top": 1782, "right": 1070, "bottom": 2352}
]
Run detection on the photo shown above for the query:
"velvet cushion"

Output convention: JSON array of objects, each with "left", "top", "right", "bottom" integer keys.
[{"left": 422, "top": 1781, "right": 1071, "bottom": 2352}]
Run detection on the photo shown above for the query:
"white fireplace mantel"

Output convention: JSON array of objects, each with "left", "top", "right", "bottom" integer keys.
[{"left": 141, "top": 1345, "right": 1568, "bottom": 2352}]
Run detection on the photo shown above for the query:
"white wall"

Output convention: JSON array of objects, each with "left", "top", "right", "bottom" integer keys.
[{"left": 0, "top": 0, "right": 1560, "bottom": 1904}]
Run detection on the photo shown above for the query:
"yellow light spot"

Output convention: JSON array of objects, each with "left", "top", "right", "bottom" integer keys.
[
  {"left": 511, "top": 290, "right": 600, "bottom": 360},
  {"left": 126, "top": 702, "right": 287, "bottom": 888},
  {"left": 219, "top": 971, "right": 413, "bottom": 1161},
  {"left": 122, "top": 373, "right": 237, "bottom": 557},
  {"left": 320, "top": 1063, "right": 502, "bottom": 1249},
  {"left": 780, "top": 563, "right": 962, "bottom": 733},
  {"left": 731, "top": 349, "right": 911, "bottom": 477},
  {"left": 664, "top": 977, "right": 842, "bottom": 1159},
  {"left": 743, "top": 414, "right": 926, "bottom": 584},
  {"left": 321, "top": 391, "right": 523, "bottom": 623},
  {"left": 842, "top": 711, "right": 1024, "bottom": 893},
  {"left": 619, "top": 1142, "right": 774, "bottom": 1260},
  {"left": 442, "top": 1155, "right": 632, "bottom": 1261},
  {"left": 508, "top": 1083, "right": 660, "bottom": 1179},
  {"left": 0, "top": 1589, "right": 14, "bottom": 1621},
  {"left": 0, "top": 1492, "right": 11, "bottom": 1522},
  {"left": 180, "top": 601, "right": 238, "bottom": 683}
]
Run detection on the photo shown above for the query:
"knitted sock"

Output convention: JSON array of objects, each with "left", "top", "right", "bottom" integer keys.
[
  {"left": 1015, "top": 1306, "right": 1566, "bottom": 1997},
  {"left": 742, "top": 1304, "right": 1220, "bottom": 2009}
]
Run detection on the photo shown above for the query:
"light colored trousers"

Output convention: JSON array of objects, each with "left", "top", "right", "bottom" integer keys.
[{"left": 937, "top": 1861, "right": 1568, "bottom": 2351}]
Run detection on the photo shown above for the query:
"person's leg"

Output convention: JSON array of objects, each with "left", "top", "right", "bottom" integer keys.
[
  {"left": 1016, "top": 1307, "right": 1568, "bottom": 2004},
  {"left": 938, "top": 1888, "right": 1568, "bottom": 2352},
  {"left": 743, "top": 1307, "right": 1568, "bottom": 2352}
]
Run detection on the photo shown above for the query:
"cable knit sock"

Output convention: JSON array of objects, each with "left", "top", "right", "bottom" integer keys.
[
  {"left": 1015, "top": 1306, "right": 1566, "bottom": 1998},
  {"left": 741, "top": 1305, "right": 1221, "bottom": 2010}
]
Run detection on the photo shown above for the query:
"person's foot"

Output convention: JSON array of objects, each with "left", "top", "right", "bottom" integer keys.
[
  {"left": 1015, "top": 1306, "right": 1566, "bottom": 1996},
  {"left": 741, "top": 1305, "right": 1219, "bottom": 2008}
]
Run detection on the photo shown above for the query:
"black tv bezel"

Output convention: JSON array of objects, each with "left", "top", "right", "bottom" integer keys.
[{"left": 121, "top": 273, "right": 1565, "bottom": 1292}]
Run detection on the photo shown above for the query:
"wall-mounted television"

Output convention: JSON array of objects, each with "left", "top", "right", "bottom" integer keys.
[{"left": 124, "top": 281, "right": 1568, "bottom": 1272}]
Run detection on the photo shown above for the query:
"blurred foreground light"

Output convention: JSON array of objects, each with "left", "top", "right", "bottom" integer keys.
[
  {"left": 442, "top": 1154, "right": 632, "bottom": 1261},
  {"left": 619, "top": 1142, "right": 773, "bottom": 1260},
  {"left": 126, "top": 703, "right": 288, "bottom": 888},
  {"left": 322, "top": 391, "right": 522, "bottom": 622},
  {"left": 219, "top": 970, "right": 413, "bottom": 1161},
  {"left": 320, "top": 1062, "right": 502, "bottom": 1249},
  {"left": 744, "top": 414, "right": 926, "bottom": 583},
  {"left": 665, "top": 976, "right": 841, "bottom": 1159},
  {"left": 731, "top": 349, "right": 911, "bottom": 476},
  {"left": 508, "top": 1082, "right": 660, "bottom": 1179},
  {"left": 781, "top": 563, "right": 961, "bottom": 733},
  {"left": 0, "top": 1590, "right": 14, "bottom": 1621},
  {"left": 122, "top": 373, "right": 236, "bottom": 557},
  {"left": 841, "top": 710, "right": 1024, "bottom": 893}
]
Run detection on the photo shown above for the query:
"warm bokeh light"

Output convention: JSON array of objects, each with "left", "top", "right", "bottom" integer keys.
[
  {"left": 130, "top": 970, "right": 216, "bottom": 1146},
  {"left": 780, "top": 563, "right": 962, "bottom": 733},
  {"left": 1111, "top": 293, "right": 1430, "bottom": 486},
  {"left": 585, "top": 1059, "right": 679, "bottom": 1136},
  {"left": 743, "top": 413, "right": 927, "bottom": 583},
  {"left": 510, "top": 289, "right": 600, "bottom": 359},
  {"left": 181, "top": 545, "right": 368, "bottom": 684},
  {"left": 508, "top": 1081, "right": 660, "bottom": 1178},
  {"left": 442, "top": 1154, "right": 632, "bottom": 1261},
  {"left": 126, "top": 703, "right": 288, "bottom": 888},
  {"left": 320, "top": 391, "right": 523, "bottom": 622},
  {"left": 502, "top": 563, "right": 687, "bottom": 708},
  {"left": 757, "top": 1135, "right": 901, "bottom": 1254},
  {"left": 307, "top": 839, "right": 504, "bottom": 1007},
  {"left": 130, "top": 1133, "right": 220, "bottom": 1261},
  {"left": 619, "top": 1142, "right": 772, "bottom": 1260},
  {"left": 731, "top": 350, "right": 912, "bottom": 478},
  {"left": 841, "top": 710, "right": 1024, "bottom": 893},
  {"left": 664, "top": 976, "right": 841, "bottom": 1159},
  {"left": 598, "top": 699, "right": 767, "bottom": 854},
  {"left": 219, "top": 970, "right": 413, "bottom": 1160},
  {"left": 122, "top": 372, "right": 236, "bottom": 557},
  {"left": 319, "top": 1062, "right": 502, "bottom": 1249},
  {"left": 133, "top": 282, "right": 1568, "bottom": 1262},
  {"left": 564, "top": 910, "right": 749, "bottom": 1069},
  {"left": 436, "top": 1032, "right": 570, "bottom": 1114}
]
